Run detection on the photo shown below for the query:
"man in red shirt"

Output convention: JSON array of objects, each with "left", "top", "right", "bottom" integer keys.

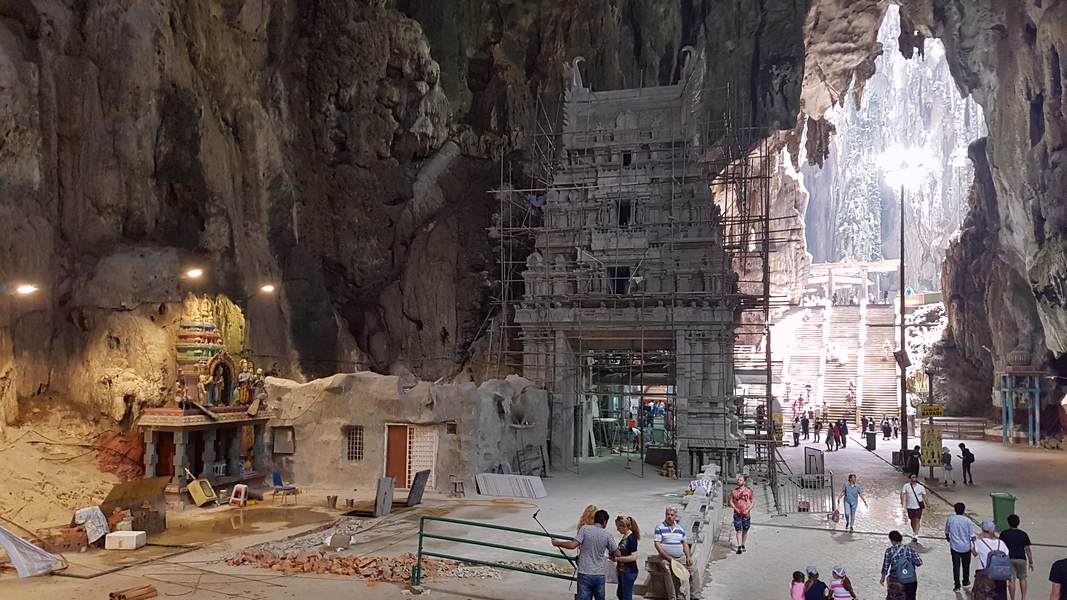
[{"left": 729, "top": 474, "right": 754, "bottom": 554}]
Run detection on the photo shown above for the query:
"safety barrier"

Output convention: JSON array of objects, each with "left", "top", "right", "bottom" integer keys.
[
  {"left": 774, "top": 472, "right": 836, "bottom": 514},
  {"left": 411, "top": 515, "right": 576, "bottom": 586}
]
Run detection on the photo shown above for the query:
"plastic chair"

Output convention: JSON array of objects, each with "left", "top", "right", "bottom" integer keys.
[
  {"left": 229, "top": 484, "right": 248, "bottom": 507},
  {"left": 271, "top": 471, "right": 298, "bottom": 505}
]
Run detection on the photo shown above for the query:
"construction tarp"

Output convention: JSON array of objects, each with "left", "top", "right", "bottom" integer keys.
[{"left": 0, "top": 526, "right": 63, "bottom": 577}]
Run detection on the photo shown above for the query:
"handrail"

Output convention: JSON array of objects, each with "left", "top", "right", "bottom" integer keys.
[{"left": 411, "top": 515, "right": 577, "bottom": 586}]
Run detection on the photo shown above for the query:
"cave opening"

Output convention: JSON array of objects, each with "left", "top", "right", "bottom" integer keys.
[{"left": 801, "top": 5, "right": 986, "bottom": 296}]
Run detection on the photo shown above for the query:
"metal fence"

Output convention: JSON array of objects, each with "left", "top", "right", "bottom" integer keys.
[
  {"left": 772, "top": 473, "right": 835, "bottom": 515},
  {"left": 411, "top": 515, "right": 576, "bottom": 586}
]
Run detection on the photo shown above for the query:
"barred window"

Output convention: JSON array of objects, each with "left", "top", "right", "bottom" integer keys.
[{"left": 344, "top": 426, "right": 364, "bottom": 461}]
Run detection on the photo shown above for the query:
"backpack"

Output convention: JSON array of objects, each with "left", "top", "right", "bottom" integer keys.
[
  {"left": 891, "top": 547, "right": 917, "bottom": 584},
  {"left": 981, "top": 539, "right": 1012, "bottom": 581},
  {"left": 964, "top": 449, "right": 975, "bottom": 464}
]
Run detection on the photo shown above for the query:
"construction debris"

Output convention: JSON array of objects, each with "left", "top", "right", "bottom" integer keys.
[
  {"left": 226, "top": 550, "right": 489, "bottom": 582},
  {"left": 108, "top": 585, "right": 158, "bottom": 600}
]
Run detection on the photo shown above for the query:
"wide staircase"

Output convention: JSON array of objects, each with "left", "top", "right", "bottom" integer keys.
[
  {"left": 821, "top": 306, "right": 861, "bottom": 423},
  {"left": 780, "top": 307, "right": 825, "bottom": 433},
  {"left": 862, "top": 306, "right": 901, "bottom": 422}
]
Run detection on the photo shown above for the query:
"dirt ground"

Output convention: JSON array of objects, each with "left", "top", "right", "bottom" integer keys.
[{"left": 0, "top": 413, "right": 119, "bottom": 532}]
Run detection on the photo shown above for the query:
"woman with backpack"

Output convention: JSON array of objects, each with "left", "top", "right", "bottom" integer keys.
[
  {"left": 880, "top": 530, "right": 922, "bottom": 600},
  {"left": 972, "top": 521, "right": 1010, "bottom": 600}
]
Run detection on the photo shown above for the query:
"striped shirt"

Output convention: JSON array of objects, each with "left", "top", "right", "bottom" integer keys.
[{"left": 654, "top": 521, "right": 686, "bottom": 558}]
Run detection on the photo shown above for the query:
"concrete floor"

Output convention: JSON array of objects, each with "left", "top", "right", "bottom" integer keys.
[
  {"left": 3, "top": 439, "right": 1064, "bottom": 599},
  {"left": 704, "top": 434, "right": 1067, "bottom": 600},
  {"left": 0, "top": 454, "right": 687, "bottom": 599}
]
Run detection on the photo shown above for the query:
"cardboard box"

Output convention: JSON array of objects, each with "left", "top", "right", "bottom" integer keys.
[{"left": 105, "top": 531, "right": 147, "bottom": 550}]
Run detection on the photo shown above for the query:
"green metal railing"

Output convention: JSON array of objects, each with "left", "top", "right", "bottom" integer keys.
[{"left": 411, "top": 515, "right": 576, "bottom": 586}]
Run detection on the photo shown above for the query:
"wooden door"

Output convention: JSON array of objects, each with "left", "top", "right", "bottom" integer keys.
[{"left": 385, "top": 425, "right": 409, "bottom": 484}]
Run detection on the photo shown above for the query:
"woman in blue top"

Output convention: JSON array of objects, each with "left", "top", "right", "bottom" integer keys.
[
  {"left": 837, "top": 473, "right": 869, "bottom": 533},
  {"left": 612, "top": 515, "right": 641, "bottom": 600}
]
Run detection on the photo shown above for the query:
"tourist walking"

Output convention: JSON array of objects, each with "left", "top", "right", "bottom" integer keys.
[
  {"left": 905, "top": 445, "right": 921, "bottom": 478},
  {"left": 999, "top": 514, "right": 1034, "bottom": 600},
  {"left": 825, "top": 421, "right": 836, "bottom": 452},
  {"left": 893, "top": 416, "right": 900, "bottom": 439},
  {"left": 791, "top": 571, "right": 806, "bottom": 600},
  {"left": 945, "top": 502, "right": 975, "bottom": 591},
  {"left": 837, "top": 473, "right": 869, "bottom": 533},
  {"left": 652, "top": 506, "right": 697, "bottom": 600},
  {"left": 829, "top": 565, "right": 857, "bottom": 599},
  {"left": 729, "top": 474, "right": 754, "bottom": 554},
  {"left": 972, "top": 520, "right": 1009, "bottom": 600},
  {"left": 551, "top": 508, "right": 617, "bottom": 600},
  {"left": 839, "top": 419, "right": 849, "bottom": 448},
  {"left": 880, "top": 530, "right": 922, "bottom": 600},
  {"left": 814, "top": 417, "right": 823, "bottom": 443},
  {"left": 958, "top": 443, "right": 976, "bottom": 485},
  {"left": 805, "top": 566, "right": 829, "bottom": 600},
  {"left": 611, "top": 515, "right": 640, "bottom": 600},
  {"left": 900, "top": 473, "right": 927, "bottom": 542},
  {"left": 793, "top": 416, "right": 802, "bottom": 447},
  {"left": 1050, "top": 556, "right": 1067, "bottom": 600},
  {"left": 882, "top": 417, "right": 892, "bottom": 440},
  {"left": 801, "top": 413, "right": 811, "bottom": 440}
]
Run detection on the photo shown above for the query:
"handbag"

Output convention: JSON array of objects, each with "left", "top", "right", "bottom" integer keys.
[
  {"left": 909, "top": 483, "right": 925, "bottom": 510},
  {"left": 981, "top": 539, "right": 1013, "bottom": 582}
]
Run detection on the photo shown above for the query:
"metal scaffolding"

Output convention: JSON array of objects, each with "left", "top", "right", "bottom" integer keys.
[{"left": 484, "top": 76, "right": 796, "bottom": 490}]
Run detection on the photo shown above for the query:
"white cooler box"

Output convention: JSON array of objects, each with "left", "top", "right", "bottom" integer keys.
[{"left": 105, "top": 530, "right": 146, "bottom": 550}]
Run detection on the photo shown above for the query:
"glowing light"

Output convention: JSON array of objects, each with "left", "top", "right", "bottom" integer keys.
[
  {"left": 259, "top": 284, "right": 276, "bottom": 293},
  {"left": 879, "top": 143, "right": 937, "bottom": 191},
  {"left": 185, "top": 268, "right": 204, "bottom": 279},
  {"left": 15, "top": 284, "right": 38, "bottom": 296}
]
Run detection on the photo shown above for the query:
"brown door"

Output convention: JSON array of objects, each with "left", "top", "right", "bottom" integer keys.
[{"left": 385, "top": 425, "right": 409, "bottom": 484}]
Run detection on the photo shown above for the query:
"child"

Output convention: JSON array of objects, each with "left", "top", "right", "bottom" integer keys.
[
  {"left": 828, "top": 565, "right": 856, "bottom": 599},
  {"left": 790, "top": 570, "right": 805, "bottom": 600}
]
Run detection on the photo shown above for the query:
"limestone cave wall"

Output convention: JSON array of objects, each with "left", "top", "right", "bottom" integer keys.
[
  {"left": 0, "top": 0, "right": 819, "bottom": 428},
  {"left": 894, "top": 1, "right": 1067, "bottom": 407}
]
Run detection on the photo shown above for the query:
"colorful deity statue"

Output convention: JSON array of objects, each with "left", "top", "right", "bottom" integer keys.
[
  {"left": 235, "top": 359, "right": 251, "bottom": 404},
  {"left": 174, "top": 379, "right": 188, "bottom": 408},
  {"left": 198, "top": 373, "right": 210, "bottom": 405}
]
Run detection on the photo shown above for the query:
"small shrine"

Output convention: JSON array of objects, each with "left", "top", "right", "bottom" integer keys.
[
  {"left": 996, "top": 349, "right": 1044, "bottom": 446},
  {"left": 137, "top": 294, "right": 271, "bottom": 495}
]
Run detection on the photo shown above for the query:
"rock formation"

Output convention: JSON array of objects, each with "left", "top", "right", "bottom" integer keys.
[
  {"left": 0, "top": 0, "right": 817, "bottom": 427},
  {"left": 1, "top": 0, "right": 1063, "bottom": 428}
]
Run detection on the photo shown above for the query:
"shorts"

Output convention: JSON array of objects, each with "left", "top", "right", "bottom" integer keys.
[
  {"left": 944, "top": 463, "right": 953, "bottom": 472},
  {"left": 733, "top": 513, "right": 751, "bottom": 531},
  {"left": 1010, "top": 558, "right": 1028, "bottom": 580},
  {"left": 906, "top": 507, "right": 923, "bottom": 520}
]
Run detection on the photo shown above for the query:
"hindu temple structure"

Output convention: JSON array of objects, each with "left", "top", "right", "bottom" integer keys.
[
  {"left": 513, "top": 58, "right": 743, "bottom": 477},
  {"left": 137, "top": 295, "right": 270, "bottom": 494}
]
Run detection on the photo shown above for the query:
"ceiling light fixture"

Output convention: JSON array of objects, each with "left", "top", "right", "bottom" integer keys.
[
  {"left": 185, "top": 268, "right": 204, "bottom": 279},
  {"left": 259, "top": 284, "right": 276, "bottom": 293},
  {"left": 15, "top": 284, "right": 39, "bottom": 296}
]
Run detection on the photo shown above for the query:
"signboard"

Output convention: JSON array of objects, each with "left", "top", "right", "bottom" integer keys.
[
  {"left": 920, "top": 425, "right": 943, "bottom": 467},
  {"left": 919, "top": 403, "right": 944, "bottom": 418}
]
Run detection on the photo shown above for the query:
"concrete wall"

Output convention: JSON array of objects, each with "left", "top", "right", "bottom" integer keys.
[{"left": 267, "top": 372, "right": 549, "bottom": 492}]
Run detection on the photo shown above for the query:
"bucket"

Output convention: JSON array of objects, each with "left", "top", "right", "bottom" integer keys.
[{"left": 326, "top": 495, "right": 338, "bottom": 509}]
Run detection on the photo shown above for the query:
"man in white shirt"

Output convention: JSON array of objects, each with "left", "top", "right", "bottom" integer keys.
[
  {"left": 900, "top": 473, "right": 927, "bottom": 542},
  {"left": 972, "top": 521, "right": 1009, "bottom": 598}
]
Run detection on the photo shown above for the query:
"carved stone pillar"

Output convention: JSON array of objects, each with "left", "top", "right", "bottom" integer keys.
[
  {"left": 200, "top": 428, "right": 217, "bottom": 481},
  {"left": 172, "top": 430, "right": 188, "bottom": 488},
  {"left": 143, "top": 429, "right": 158, "bottom": 478}
]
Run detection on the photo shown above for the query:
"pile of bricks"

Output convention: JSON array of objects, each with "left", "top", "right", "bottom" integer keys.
[
  {"left": 227, "top": 550, "right": 465, "bottom": 582},
  {"left": 37, "top": 526, "right": 89, "bottom": 553}
]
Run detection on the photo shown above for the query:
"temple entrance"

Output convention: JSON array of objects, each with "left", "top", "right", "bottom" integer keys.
[{"left": 575, "top": 350, "right": 678, "bottom": 478}]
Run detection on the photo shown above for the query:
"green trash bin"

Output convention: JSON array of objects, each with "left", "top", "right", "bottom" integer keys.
[
  {"left": 990, "top": 492, "right": 1017, "bottom": 531},
  {"left": 866, "top": 431, "right": 877, "bottom": 451}
]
